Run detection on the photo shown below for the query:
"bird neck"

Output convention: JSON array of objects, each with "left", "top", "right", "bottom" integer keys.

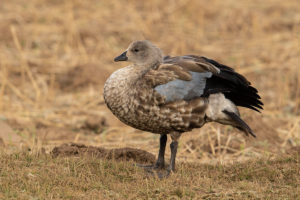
[{"left": 133, "top": 60, "right": 161, "bottom": 70}]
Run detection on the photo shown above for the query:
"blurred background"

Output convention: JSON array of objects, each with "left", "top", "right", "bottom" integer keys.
[{"left": 0, "top": 0, "right": 299, "bottom": 163}]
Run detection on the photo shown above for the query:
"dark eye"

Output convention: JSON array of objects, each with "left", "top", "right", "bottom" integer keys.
[{"left": 134, "top": 49, "right": 139, "bottom": 52}]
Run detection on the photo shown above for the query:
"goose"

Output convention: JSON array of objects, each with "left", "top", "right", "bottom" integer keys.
[{"left": 103, "top": 40, "right": 263, "bottom": 177}]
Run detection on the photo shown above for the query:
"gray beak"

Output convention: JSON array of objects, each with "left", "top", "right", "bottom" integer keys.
[{"left": 114, "top": 51, "right": 128, "bottom": 62}]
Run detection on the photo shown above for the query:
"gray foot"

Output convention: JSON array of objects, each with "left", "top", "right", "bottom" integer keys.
[{"left": 135, "top": 161, "right": 165, "bottom": 170}]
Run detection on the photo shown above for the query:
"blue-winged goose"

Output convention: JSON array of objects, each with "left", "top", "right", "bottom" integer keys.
[{"left": 104, "top": 40, "right": 263, "bottom": 176}]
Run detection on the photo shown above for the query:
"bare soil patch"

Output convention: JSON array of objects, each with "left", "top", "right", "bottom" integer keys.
[{"left": 51, "top": 143, "right": 156, "bottom": 164}]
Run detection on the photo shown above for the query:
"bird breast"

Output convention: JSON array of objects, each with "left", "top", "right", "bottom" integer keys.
[
  {"left": 103, "top": 66, "right": 168, "bottom": 132},
  {"left": 104, "top": 66, "right": 139, "bottom": 117}
]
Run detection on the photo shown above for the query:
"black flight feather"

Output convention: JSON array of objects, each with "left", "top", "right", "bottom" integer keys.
[{"left": 202, "top": 57, "right": 263, "bottom": 112}]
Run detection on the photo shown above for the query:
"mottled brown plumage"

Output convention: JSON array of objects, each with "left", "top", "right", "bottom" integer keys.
[{"left": 103, "top": 40, "right": 263, "bottom": 177}]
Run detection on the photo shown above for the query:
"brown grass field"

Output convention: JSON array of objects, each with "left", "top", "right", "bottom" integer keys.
[{"left": 0, "top": 0, "right": 300, "bottom": 199}]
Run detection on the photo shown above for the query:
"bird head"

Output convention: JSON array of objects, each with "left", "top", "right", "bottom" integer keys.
[{"left": 114, "top": 40, "right": 163, "bottom": 66}]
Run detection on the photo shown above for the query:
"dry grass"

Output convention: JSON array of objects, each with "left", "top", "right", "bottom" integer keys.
[
  {"left": 0, "top": 151, "right": 299, "bottom": 199},
  {"left": 0, "top": 0, "right": 300, "bottom": 198}
]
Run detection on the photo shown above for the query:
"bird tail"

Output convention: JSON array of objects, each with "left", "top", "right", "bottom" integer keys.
[{"left": 222, "top": 110, "right": 256, "bottom": 138}]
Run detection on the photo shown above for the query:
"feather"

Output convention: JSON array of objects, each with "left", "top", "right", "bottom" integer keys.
[
  {"left": 223, "top": 110, "right": 256, "bottom": 137},
  {"left": 154, "top": 72, "right": 212, "bottom": 102},
  {"left": 160, "top": 55, "right": 263, "bottom": 112}
]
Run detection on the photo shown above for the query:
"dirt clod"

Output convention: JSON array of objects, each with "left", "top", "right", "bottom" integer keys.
[
  {"left": 288, "top": 146, "right": 300, "bottom": 156},
  {"left": 51, "top": 143, "right": 156, "bottom": 164},
  {"left": 82, "top": 116, "right": 107, "bottom": 133}
]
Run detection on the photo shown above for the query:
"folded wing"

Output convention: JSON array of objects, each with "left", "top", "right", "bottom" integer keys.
[{"left": 145, "top": 55, "right": 263, "bottom": 112}]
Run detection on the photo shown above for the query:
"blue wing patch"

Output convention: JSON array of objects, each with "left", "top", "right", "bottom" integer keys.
[{"left": 154, "top": 72, "right": 212, "bottom": 102}]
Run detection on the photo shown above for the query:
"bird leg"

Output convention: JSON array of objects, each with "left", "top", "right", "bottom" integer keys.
[
  {"left": 168, "top": 140, "right": 178, "bottom": 172},
  {"left": 167, "top": 132, "right": 181, "bottom": 172},
  {"left": 156, "top": 132, "right": 181, "bottom": 178},
  {"left": 155, "top": 134, "right": 167, "bottom": 168},
  {"left": 136, "top": 134, "right": 167, "bottom": 169}
]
